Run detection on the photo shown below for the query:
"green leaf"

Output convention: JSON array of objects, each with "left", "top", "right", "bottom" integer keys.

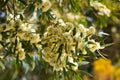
[
  {"left": 0, "top": 41, "right": 4, "bottom": 47},
  {"left": 0, "top": 61, "right": 5, "bottom": 70},
  {"left": 79, "top": 61, "right": 90, "bottom": 65},
  {"left": 18, "top": 0, "right": 27, "bottom": 5},
  {"left": 30, "top": 61, "right": 35, "bottom": 71},
  {"left": 101, "top": 43, "right": 114, "bottom": 48},
  {"left": 75, "top": 41, "right": 78, "bottom": 54},
  {"left": 23, "top": 3, "right": 35, "bottom": 18},
  {"left": 99, "top": 16, "right": 107, "bottom": 28},
  {"left": 67, "top": 62, "right": 76, "bottom": 66},
  {"left": 57, "top": 44, "right": 63, "bottom": 61},
  {"left": 80, "top": 70, "right": 93, "bottom": 77},
  {"left": 98, "top": 31, "right": 109, "bottom": 36},
  {"left": 4, "top": 42, "right": 10, "bottom": 47},
  {"left": 37, "top": 8, "right": 42, "bottom": 18},
  {"left": 85, "top": 47, "right": 96, "bottom": 57},
  {"left": 20, "top": 14, "right": 23, "bottom": 20},
  {"left": 63, "top": 68, "right": 70, "bottom": 80},
  {"left": 22, "top": 61, "right": 29, "bottom": 73}
]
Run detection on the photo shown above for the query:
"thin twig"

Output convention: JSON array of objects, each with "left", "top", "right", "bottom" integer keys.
[{"left": 13, "top": 0, "right": 15, "bottom": 21}]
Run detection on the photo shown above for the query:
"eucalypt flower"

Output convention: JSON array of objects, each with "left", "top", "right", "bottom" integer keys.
[
  {"left": 41, "top": 19, "right": 104, "bottom": 72},
  {"left": 0, "top": 19, "right": 41, "bottom": 60}
]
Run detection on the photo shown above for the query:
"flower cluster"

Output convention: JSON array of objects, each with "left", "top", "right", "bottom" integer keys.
[
  {"left": 0, "top": 14, "right": 41, "bottom": 60},
  {"left": 16, "top": 22, "right": 40, "bottom": 44},
  {"left": 16, "top": 37, "right": 26, "bottom": 60},
  {"left": 41, "top": 19, "right": 103, "bottom": 71},
  {"left": 90, "top": 1, "right": 111, "bottom": 17},
  {"left": 0, "top": 0, "right": 106, "bottom": 73}
]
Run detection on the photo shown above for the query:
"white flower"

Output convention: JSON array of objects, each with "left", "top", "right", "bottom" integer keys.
[
  {"left": 22, "top": 33, "right": 31, "bottom": 41},
  {"left": 74, "top": 32, "right": 82, "bottom": 41},
  {"left": 60, "top": 52, "right": 67, "bottom": 61},
  {"left": 17, "top": 32, "right": 25, "bottom": 39},
  {"left": 89, "top": 26, "right": 96, "bottom": 34},
  {"left": 72, "top": 62, "right": 78, "bottom": 71},
  {"left": 54, "top": 64, "right": 63, "bottom": 71},
  {"left": 78, "top": 38, "right": 85, "bottom": 48},
  {"left": 43, "top": 54, "right": 52, "bottom": 62},
  {"left": 30, "top": 34, "right": 40, "bottom": 44},
  {"left": 41, "top": 0, "right": 51, "bottom": 12},
  {"left": 58, "top": 19, "right": 66, "bottom": 27},
  {"left": 34, "top": 2, "right": 42, "bottom": 9},
  {"left": 16, "top": 42, "right": 22, "bottom": 50},
  {"left": 18, "top": 49, "right": 26, "bottom": 60},
  {"left": 47, "top": 26, "right": 56, "bottom": 34},
  {"left": 77, "top": 24, "right": 87, "bottom": 36},
  {"left": 36, "top": 44, "right": 42, "bottom": 49},
  {"left": 49, "top": 60, "right": 56, "bottom": 66},
  {"left": 82, "top": 49, "right": 87, "bottom": 55},
  {"left": 68, "top": 56, "right": 74, "bottom": 63},
  {"left": 78, "top": 24, "right": 85, "bottom": 31},
  {"left": 62, "top": 32, "right": 73, "bottom": 42},
  {"left": 87, "top": 40, "right": 101, "bottom": 51},
  {"left": 66, "top": 22, "right": 74, "bottom": 30},
  {"left": 66, "top": 13, "right": 75, "bottom": 22},
  {"left": 90, "top": 1, "right": 111, "bottom": 17},
  {"left": 66, "top": 13, "right": 80, "bottom": 22},
  {"left": 30, "top": 28, "right": 36, "bottom": 33},
  {"left": 86, "top": 26, "right": 96, "bottom": 35},
  {"left": 19, "top": 23, "right": 28, "bottom": 31},
  {"left": 29, "top": 12, "right": 38, "bottom": 22},
  {"left": 98, "top": 7, "right": 111, "bottom": 17},
  {"left": 68, "top": 56, "right": 78, "bottom": 71}
]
